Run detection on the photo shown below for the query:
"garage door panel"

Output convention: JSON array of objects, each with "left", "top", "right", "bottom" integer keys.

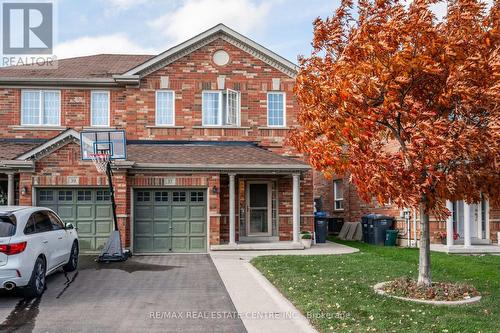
[
  {"left": 76, "top": 221, "right": 93, "bottom": 234},
  {"left": 189, "top": 206, "right": 205, "bottom": 219},
  {"left": 136, "top": 206, "right": 153, "bottom": 219},
  {"left": 190, "top": 221, "right": 205, "bottom": 234},
  {"left": 78, "top": 237, "right": 94, "bottom": 251},
  {"left": 154, "top": 222, "right": 171, "bottom": 235},
  {"left": 171, "top": 237, "right": 188, "bottom": 251},
  {"left": 134, "top": 237, "right": 154, "bottom": 252},
  {"left": 57, "top": 206, "right": 75, "bottom": 220},
  {"left": 171, "top": 206, "right": 188, "bottom": 219},
  {"left": 134, "top": 189, "right": 207, "bottom": 253},
  {"left": 95, "top": 237, "right": 109, "bottom": 250},
  {"left": 135, "top": 221, "right": 153, "bottom": 236},
  {"left": 96, "top": 205, "right": 112, "bottom": 219},
  {"left": 153, "top": 206, "right": 169, "bottom": 219},
  {"left": 190, "top": 237, "right": 206, "bottom": 251},
  {"left": 153, "top": 237, "right": 170, "bottom": 251},
  {"left": 96, "top": 221, "right": 112, "bottom": 234},
  {"left": 172, "top": 222, "right": 188, "bottom": 235},
  {"left": 76, "top": 205, "right": 93, "bottom": 219}
]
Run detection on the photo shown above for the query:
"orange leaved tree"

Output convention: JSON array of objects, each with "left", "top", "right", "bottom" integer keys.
[{"left": 290, "top": 0, "right": 499, "bottom": 286}]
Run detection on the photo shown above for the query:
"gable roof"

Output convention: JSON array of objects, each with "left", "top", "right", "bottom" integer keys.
[
  {"left": 0, "top": 24, "right": 297, "bottom": 86},
  {"left": 15, "top": 129, "right": 80, "bottom": 160},
  {"left": 122, "top": 24, "right": 298, "bottom": 78}
]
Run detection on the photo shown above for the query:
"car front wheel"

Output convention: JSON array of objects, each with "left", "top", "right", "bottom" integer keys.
[
  {"left": 63, "top": 241, "right": 78, "bottom": 272},
  {"left": 24, "top": 257, "right": 46, "bottom": 298}
]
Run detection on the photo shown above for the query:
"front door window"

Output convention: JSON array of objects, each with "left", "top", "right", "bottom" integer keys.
[{"left": 248, "top": 183, "right": 271, "bottom": 235}]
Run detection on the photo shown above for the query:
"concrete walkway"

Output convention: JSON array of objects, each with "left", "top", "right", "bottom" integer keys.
[{"left": 210, "top": 241, "right": 359, "bottom": 333}]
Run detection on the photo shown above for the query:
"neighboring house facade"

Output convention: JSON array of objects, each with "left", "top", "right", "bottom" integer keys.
[
  {"left": 314, "top": 172, "right": 499, "bottom": 247},
  {"left": 0, "top": 24, "right": 313, "bottom": 253}
]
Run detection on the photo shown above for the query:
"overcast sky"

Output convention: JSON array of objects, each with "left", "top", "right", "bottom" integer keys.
[{"left": 54, "top": 0, "right": 494, "bottom": 63}]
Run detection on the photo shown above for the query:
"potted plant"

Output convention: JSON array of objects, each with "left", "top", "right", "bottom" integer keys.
[
  {"left": 435, "top": 231, "right": 460, "bottom": 244},
  {"left": 300, "top": 231, "right": 313, "bottom": 249}
]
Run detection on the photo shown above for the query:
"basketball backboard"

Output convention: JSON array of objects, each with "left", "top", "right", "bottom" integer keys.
[{"left": 80, "top": 130, "right": 126, "bottom": 160}]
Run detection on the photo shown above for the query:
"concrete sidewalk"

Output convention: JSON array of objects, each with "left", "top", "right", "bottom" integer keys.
[{"left": 210, "top": 241, "right": 359, "bottom": 333}]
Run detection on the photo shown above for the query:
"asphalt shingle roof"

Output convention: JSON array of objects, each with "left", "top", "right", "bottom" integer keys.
[
  {"left": 0, "top": 54, "right": 154, "bottom": 79},
  {"left": 126, "top": 143, "right": 308, "bottom": 167},
  {"left": 0, "top": 139, "right": 46, "bottom": 160}
]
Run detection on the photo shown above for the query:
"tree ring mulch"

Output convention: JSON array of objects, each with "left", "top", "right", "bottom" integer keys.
[{"left": 374, "top": 277, "right": 481, "bottom": 306}]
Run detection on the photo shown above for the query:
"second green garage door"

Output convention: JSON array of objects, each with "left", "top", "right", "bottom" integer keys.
[{"left": 133, "top": 189, "right": 207, "bottom": 253}]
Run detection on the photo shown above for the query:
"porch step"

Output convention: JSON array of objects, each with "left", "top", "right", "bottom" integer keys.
[
  {"left": 210, "top": 241, "right": 305, "bottom": 251},
  {"left": 431, "top": 244, "right": 500, "bottom": 254}
]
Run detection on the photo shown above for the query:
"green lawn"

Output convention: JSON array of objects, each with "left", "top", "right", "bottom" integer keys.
[{"left": 251, "top": 238, "right": 500, "bottom": 333}]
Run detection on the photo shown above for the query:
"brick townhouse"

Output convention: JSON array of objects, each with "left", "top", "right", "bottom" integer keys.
[
  {"left": 0, "top": 24, "right": 314, "bottom": 253},
  {"left": 314, "top": 171, "right": 499, "bottom": 248}
]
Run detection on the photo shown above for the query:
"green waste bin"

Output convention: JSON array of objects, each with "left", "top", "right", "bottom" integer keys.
[{"left": 385, "top": 230, "right": 398, "bottom": 246}]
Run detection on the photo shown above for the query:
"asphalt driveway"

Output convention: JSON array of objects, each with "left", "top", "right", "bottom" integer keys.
[{"left": 0, "top": 255, "right": 246, "bottom": 333}]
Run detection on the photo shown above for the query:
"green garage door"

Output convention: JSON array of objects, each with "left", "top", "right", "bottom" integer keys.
[
  {"left": 134, "top": 189, "right": 207, "bottom": 253},
  {"left": 37, "top": 188, "right": 113, "bottom": 252}
]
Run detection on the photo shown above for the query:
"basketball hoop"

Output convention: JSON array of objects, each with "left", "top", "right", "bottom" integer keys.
[{"left": 89, "top": 153, "right": 110, "bottom": 174}]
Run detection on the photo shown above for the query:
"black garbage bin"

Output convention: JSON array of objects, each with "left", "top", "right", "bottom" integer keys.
[
  {"left": 361, "top": 214, "right": 395, "bottom": 245},
  {"left": 361, "top": 214, "right": 376, "bottom": 244},
  {"left": 314, "top": 212, "right": 328, "bottom": 243},
  {"left": 328, "top": 217, "right": 344, "bottom": 235}
]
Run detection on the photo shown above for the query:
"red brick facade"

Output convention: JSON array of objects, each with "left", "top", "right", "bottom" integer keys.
[
  {"left": 0, "top": 35, "right": 314, "bottom": 250},
  {"left": 313, "top": 170, "right": 499, "bottom": 244}
]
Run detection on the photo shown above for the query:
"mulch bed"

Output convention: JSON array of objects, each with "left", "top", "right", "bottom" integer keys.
[{"left": 382, "top": 277, "right": 480, "bottom": 301}]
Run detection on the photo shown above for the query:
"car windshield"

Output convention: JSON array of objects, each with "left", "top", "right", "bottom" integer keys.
[{"left": 0, "top": 215, "right": 16, "bottom": 237}]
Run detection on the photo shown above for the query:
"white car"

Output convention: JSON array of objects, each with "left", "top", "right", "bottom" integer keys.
[{"left": 0, "top": 206, "right": 79, "bottom": 297}]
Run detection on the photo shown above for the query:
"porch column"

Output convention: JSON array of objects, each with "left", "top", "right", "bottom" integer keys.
[
  {"left": 464, "top": 202, "right": 472, "bottom": 247},
  {"left": 446, "top": 201, "right": 454, "bottom": 247},
  {"left": 292, "top": 173, "right": 300, "bottom": 244},
  {"left": 229, "top": 173, "right": 236, "bottom": 246},
  {"left": 7, "top": 172, "right": 15, "bottom": 206}
]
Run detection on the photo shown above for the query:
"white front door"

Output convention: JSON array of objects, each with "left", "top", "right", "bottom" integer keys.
[{"left": 246, "top": 182, "right": 272, "bottom": 236}]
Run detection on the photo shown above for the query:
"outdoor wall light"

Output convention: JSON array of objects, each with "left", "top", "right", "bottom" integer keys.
[
  {"left": 21, "top": 187, "right": 27, "bottom": 195},
  {"left": 212, "top": 186, "right": 218, "bottom": 194}
]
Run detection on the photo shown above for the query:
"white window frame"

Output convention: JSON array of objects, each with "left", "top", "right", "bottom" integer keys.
[
  {"left": 202, "top": 89, "right": 240, "bottom": 127},
  {"left": 333, "top": 179, "right": 344, "bottom": 211},
  {"left": 20, "top": 89, "right": 61, "bottom": 126},
  {"left": 90, "top": 90, "right": 110, "bottom": 127},
  {"left": 226, "top": 89, "right": 240, "bottom": 126},
  {"left": 267, "top": 92, "right": 286, "bottom": 127},
  {"left": 155, "top": 90, "right": 175, "bottom": 126}
]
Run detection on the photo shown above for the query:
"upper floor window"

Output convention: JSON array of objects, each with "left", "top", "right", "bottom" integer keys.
[
  {"left": 267, "top": 92, "right": 285, "bottom": 127},
  {"left": 202, "top": 90, "right": 240, "bottom": 126},
  {"left": 156, "top": 90, "right": 175, "bottom": 126},
  {"left": 21, "top": 90, "right": 60, "bottom": 126},
  {"left": 333, "top": 179, "right": 344, "bottom": 210},
  {"left": 91, "top": 90, "right": 110, "bottom": 127}
]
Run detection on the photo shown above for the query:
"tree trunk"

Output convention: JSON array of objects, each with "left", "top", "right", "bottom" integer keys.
[{"left": 417, "top": 201, "right": 432, "bottom": 287}]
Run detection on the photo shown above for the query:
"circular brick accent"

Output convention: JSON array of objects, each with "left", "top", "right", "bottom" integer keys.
[
  {"left": 213, "top": 50, "right": 230, "bottom": 66},
  {"left": 373, "top": 281, "right": 482, "bottom": 306}
]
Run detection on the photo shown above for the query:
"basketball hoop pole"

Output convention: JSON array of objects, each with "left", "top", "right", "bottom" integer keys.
[
  {"left": 96, "top": 158, "right": 130, "bottom": 262},
  {"left": 105, "top": 161, "right": 119, "bottom": 232}
]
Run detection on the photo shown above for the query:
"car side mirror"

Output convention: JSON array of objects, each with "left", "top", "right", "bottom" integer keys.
[{"left": 65, "top": 223, "right": 74, "bottom": 230}]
